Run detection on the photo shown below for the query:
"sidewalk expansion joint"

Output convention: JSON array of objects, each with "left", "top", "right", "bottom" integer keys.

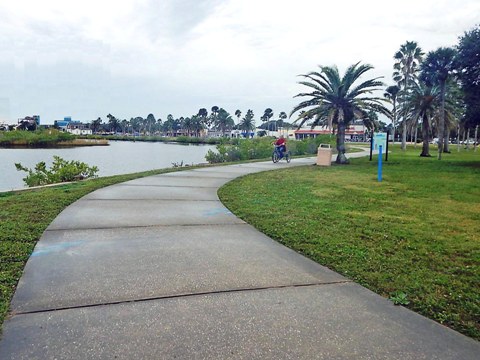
[
  {"left": 11, "top": 281, "right": 353, "bottom": 317},
  {"left": 114, "top": 184, "right": 219, "bottom": 188},
  {"left": 83, "top": 198, "right": 221, "bottom": 202},
  {"left": 45, "top": 223, "right": 250, "bottom": 232}
]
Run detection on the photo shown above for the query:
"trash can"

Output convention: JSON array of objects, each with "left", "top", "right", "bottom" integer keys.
[{"left": 316, "top": 144, "right": 332, "bottom": 166}]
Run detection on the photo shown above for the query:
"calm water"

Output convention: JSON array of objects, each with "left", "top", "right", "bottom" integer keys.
[{"left": 0, "top": 141, "right": 215, "bottom": 192}]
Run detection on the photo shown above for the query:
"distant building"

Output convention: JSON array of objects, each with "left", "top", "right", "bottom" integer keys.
[
  {"left": 294, "top": 123, "right": 368, "bottom": 142},
  {"left": 54, "top": 117, "right": 92, "bottom": 135},
  {"left": 16, "top": 115, "right": 40, "bottom": 130}
]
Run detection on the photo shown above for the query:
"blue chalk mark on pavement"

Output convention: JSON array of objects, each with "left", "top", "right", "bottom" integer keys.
[
  {"left": 31, "top": 241, "right": 84, "bottom": 257},
  {"left": 204, "top": 208, "right": 232, "bottom": 216}
]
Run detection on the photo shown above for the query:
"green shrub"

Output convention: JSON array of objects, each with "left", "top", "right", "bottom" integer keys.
[
  {"left": 204, "top": 135, "right": 336, "bottom": 163},
  {"left": 15, "top": 156, "right": 99, "bottom": 187}
]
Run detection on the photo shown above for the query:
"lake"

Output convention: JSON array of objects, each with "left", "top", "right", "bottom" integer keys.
[{"left": 0, "top": 141, "right": 216, "bottom": 192}]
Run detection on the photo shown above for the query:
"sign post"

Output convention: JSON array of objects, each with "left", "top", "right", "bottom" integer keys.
[{"left": 378, "top": 145, "right": 383, "bottom": 182}]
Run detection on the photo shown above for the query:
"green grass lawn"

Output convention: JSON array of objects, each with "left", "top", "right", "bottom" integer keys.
[{"left": 218, "top": 146, "right": 480, "bottom": 339}]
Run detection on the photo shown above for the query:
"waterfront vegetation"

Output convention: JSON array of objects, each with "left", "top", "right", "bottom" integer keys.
[
  {"left": 219, "top": 146, "right": 480, "bottom": 339},
  {"left": 205, "top": 135, "right": 335, "bottom": 163},
  {"left": 15, "top": 156, "right": 99, "bottom": 187},
  {"left": 0, "top": 129, "right": 107, "bottom": 148}
]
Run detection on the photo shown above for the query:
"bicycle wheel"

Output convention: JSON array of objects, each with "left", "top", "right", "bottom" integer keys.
[
  {"left": 285, "top": 151, "right": 291, "bottom": 163},
  {"left": 272, "top": 151, "right": 279, "bottom": 163}
]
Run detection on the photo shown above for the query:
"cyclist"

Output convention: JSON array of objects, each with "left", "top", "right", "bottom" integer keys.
[{"left": 274, "top": 135, "right": 287, "bottom": 158}]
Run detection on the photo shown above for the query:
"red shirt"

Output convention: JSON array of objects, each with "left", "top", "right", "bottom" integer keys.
[{"left": 275, "top": 138, "right": 286, "bottom": 146}]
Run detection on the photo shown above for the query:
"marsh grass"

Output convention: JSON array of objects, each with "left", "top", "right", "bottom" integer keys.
[{"left": 218, "top": 147, "right": 480, "bottom": 339}]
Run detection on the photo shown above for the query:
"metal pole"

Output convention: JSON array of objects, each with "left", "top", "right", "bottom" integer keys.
[
  {"left": 378, "top": 145, "right": 383, "bottom": 182},
  {"left": 385, "top": 130, "right": 389, "bottom": 162},
  {"left": 369, "top": 131, "right": 374, "bottom": 161}
]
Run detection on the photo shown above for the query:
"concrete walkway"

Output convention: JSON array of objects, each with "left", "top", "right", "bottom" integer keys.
[{"left": 1, "top": 152, "right": 478, "bottom": 359}]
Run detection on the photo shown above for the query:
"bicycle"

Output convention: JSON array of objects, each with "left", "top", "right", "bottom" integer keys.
[{"left": 272, "top": 145, "right": 291, "bottom": 163}]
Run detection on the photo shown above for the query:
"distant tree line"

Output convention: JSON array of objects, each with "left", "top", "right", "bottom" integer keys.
[{"left": 88, "top": 107, "right": 293, "bottom": 138}]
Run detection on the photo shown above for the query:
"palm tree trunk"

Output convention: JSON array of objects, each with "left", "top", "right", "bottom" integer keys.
[
  {"left": 414, "top": 126, "right": 418, "bottom": 148},
  {"left": 335, "top": 122, "right": 349, "bottom": 164},
  {"left": 402, "top": 120, "right": 407, "bottom": 150},
  {"left": 457, "top": 124, "right": 461, "bottom": 152},
  {"left": 438, "top": 81, "right": 446, "bottom": 160},
  {"left": 443, "top": 128, "right": 450, "bottom": 153},
  {"left": 420, "top": 115, "right": 431, "bottom": 157},
  {"left": 475, "top": 125, "right": 478, "bottom": 152}
]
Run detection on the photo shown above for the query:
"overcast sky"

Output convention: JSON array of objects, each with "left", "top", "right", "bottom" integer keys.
[{"left": 0, "top": 0, "right": 479, "bottom": 125}]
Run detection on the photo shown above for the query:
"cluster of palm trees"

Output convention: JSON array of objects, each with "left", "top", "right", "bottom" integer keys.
[
  {"left": 388, "top": 41, "right": 463, "bottom": 159},
  {"left": 89, "top": 107, "right": 259, "bottom": 137},
  {"left": 291, "top": 28, "right": 479, "bottom": 163},
  {"left": 89, "top": 107, "right": 292, "bottom": 138}
]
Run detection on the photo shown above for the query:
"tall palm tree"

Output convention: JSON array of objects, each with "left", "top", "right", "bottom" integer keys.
[
  {"left": 384, "top": 85, "right": 400, "bottom": 143},
  {"left": 291, "top": 62, "right": 390, "bottom": 164},
  {"left": 393, "top": 41, "right": 424, "bottom": 150},
  {"left": 420, "top": 47, "right": 457, "bottom": 159},
  {"left": 198, "top": 108, "right": 209, "bottom": 130},
  {"left": 210, "top": 106, "right": 219, "bottom": 130},
  {"left": 278, "top": 111, "right": 287, "bottom": 134},
  {"left": 402, "top": 81, "right": 440, "bottom": 157}
]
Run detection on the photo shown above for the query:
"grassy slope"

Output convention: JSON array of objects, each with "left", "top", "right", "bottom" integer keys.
[{"left": 219, "top": 147, "right": 480, "bottom": 339}]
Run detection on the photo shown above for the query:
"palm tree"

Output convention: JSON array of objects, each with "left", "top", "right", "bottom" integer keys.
[
  {"left": 278, "top": 111, "right": 287, "bottom": 135},
  {"left": 239, "top": 109, "right": 255, "bottom": 137},
  {"left": 210, "top": 106, "right": 219, "bottom": 130},
  {"left": 291, "top": 62, "right": 390, "bottom": 164},
  {"left": 393, "top": 41, "right": 424, "bottom": 150},
  {"left": 90, "top": 117, "right": 102, "bottom": 134},
  {"left": 146, "top": 113, "right": 156, "bottom": 135},
  {"left": 214, "top": 108, "right": 234, "bottom": 136},
  {"left": 402, "top": 81, "right": 440, "bottom": 157},
  {"left": 420, "top": 47, "right": 457, "bottom": 159},
  {"left": 198, "top": 108, "right": 209, "bottom": 130},
  {"left": 107, "top": 114, "right": 120, "bottom": 134},
  {"left": 235, "top": 109, "right": 242, "bottom": 126},
  {"left": 262, "top": 108, "right": 273, "bottom": 135},
  {"left": 384, "top": 85, "right": 400, "bottom": 143}
]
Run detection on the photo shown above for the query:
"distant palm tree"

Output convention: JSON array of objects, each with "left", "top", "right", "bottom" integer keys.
[
  {"left": 239, "top": 109, "right": 255, "bottom": 136},
  {"left": 107, "top": 114, "right": 120, "bottom": 133},
  {"left": 291, "top": 62, "right": 390, "bottom": 164},
  {"left": 278, "top": 111, "right": 287, "bottom": 134},
  {"left": 393, "top": 41, "right": 424, "bottom": 150},
  {"left": 215, "top": 108, "right": 234, "bottom": 136},
  {"left": 384, "top": 85, "right": 400, "bottom": 143},
  {"left": 210, "top": 106, "right": 219, "bottom": 130},
  {"left": 198, "top": 108, "right": 209, "bottom": 130},
  {"left": 90, "top": 117, "right": 102, "bottom": 133},
  {"left": 420, "top": 47, "right": 457, "bottom": 159},
  {"left": 402, "top": 81, "right": 439, "bottom": 157},
  {"left": 235, "top": 109, "right": 242, "bottom": 125},
  {"left": 262, "top": 108, "right": 273, "bottom": 135},
  {"left": 146, "top": 113, "right": 156, "bottom": 135}
]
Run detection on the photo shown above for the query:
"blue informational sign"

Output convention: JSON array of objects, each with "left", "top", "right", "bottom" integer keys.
[{"left": 373, "top": 132, "right": 387, "bottom": 151}]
